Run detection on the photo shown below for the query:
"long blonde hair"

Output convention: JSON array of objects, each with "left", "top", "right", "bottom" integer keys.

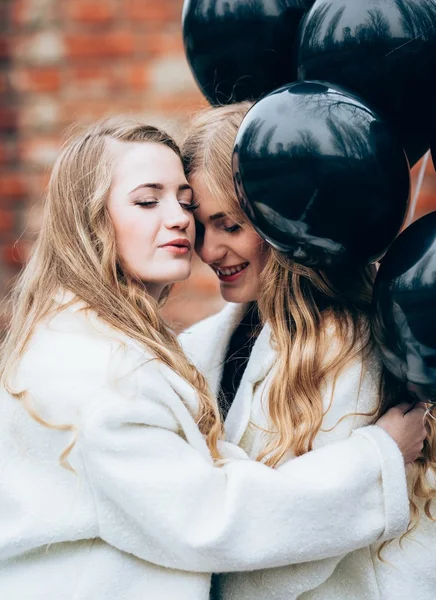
[
  {"left": 260, "top": 250, "right": 436, "bottom": 553},
  {"left": 257, "top": 253, "right": 376, "bottom": 463},
  {"left": 182, "top": 102, "right": 253, "bottom": 224},
  {"left": 182, "top": 102, "right": 436, "bottom": 527},
  {"left": 0, "top": 117, "right": 222, "bottom": 460}
]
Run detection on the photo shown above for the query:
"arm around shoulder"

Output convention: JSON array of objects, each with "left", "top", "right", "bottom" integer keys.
[{"left": 71, "top": 358, "right": 409, "bottom": 574}]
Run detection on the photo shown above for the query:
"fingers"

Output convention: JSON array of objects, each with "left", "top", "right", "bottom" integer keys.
[{"left": 395, "top": 401, "right": 427, "bottom": 415}]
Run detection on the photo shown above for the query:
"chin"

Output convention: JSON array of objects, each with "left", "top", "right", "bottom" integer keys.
[
  {"left": 220, "top": 286, "right": 253, "bottom": 304},
  {"left": 165, "top": 265, "right": 192, "bottom": 284}
]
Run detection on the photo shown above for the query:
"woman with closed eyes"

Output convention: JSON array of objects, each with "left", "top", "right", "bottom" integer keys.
[{"left": 0, "top": 116, "right": 426, "bottom": 600}]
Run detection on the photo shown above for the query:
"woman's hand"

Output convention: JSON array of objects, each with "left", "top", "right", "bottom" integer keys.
[{"left": 375, "top": 402, "right": 428, "bottom": 464}]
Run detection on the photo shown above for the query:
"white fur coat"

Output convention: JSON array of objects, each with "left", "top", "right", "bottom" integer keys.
[
  {"left": 0, "top": 294, "right": 409, "bottom": 600},
  {"left": 181, "top": 304, "right": 436, "bottom": 600}
]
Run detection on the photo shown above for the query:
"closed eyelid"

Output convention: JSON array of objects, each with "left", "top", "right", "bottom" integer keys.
[
  {"left": 217, "top": 217, "right": 238, "bottom": 229},
  {"left": 134, "top": 197, "right": 159, "bottom": 203}
]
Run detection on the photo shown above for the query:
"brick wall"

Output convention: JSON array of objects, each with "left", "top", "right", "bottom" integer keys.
[
  {"left": 0, "top": 0, "right": 435, "bottom": 330},
  {"left": 1, "top": 0, "right": 225, "bottom": 330}
]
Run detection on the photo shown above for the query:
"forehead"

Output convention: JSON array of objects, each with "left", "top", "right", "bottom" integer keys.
[
  {"left": 110, "top": 140, "right": 186, "bottom": 189},
  {"left": 191, "top": 173, "right": 233, "bottom": 215},
  {"left": 191, "top": 173, "right": 249, "bottom": 227}
]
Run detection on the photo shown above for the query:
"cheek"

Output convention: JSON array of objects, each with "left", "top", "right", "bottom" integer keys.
[
  {"left": 111, "top": 209, "right": 156, "bottom": 256},
  {"left": 241, "top": 231, "right": 268, "bottom": 265}
]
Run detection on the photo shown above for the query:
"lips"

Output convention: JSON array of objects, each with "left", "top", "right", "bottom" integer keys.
[
  {"left": 160, "top": 238, "right": 191, "bottom": 250},
  {"left": 213, "top": 262, "right": 249, "bottom": 282},
  {"left": 214, "top": 262, "right": 249, "bottom": 276},
  {"left": 159, "top": 238, "right": 192, "bottom": 256}
]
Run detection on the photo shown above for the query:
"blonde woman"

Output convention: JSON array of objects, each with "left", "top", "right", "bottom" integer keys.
[
  {"left": 0, "top": 117, "right": 424, "bottom": 600},
  {"left": 181, "top": 104, "right": 436, "bottom": 600}
]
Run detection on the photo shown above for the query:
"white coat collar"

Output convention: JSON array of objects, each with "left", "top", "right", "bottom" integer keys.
[
  {"left": 52, "top": 289, "right": 216, "bottom": 439},
  {"left": 224, "top": 323, "right": 276, "bottom": 444},
  {"left": 179, "top": 302, "right": 249, "bottom": 397}
]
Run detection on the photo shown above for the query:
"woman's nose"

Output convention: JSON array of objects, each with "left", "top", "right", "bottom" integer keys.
[
  {"left": 197, "top": 229, "right": 227, "bottom": 265},
  {"left": 164, "top": 203, "right": 191, "bottom": 231}
]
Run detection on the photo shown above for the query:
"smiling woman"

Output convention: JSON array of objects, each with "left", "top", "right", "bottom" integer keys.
[
  {"left": 180, "top": 103, "right": 436, "bottom": 600},
  {"left": 0, "top": 116, "right": 423, "bottom": 600},
  {"left": 192, "top": 173, "right": 267, "bottom": 303}
]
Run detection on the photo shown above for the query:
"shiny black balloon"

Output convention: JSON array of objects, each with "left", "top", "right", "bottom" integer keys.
[
  {"left": 182, "top": 0, "right": 315, "bottom": 105},
  {"left": 232, "top": 81, "right": 410, "bottom": 268},
  {"left": 373, "top": 211, "right": 436, "bottom": 403},
  {"left": 297, "top": 0, "right": 436, "bottom": 166}
]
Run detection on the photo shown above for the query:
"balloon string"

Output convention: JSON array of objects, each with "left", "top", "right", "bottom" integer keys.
[{"left": 406, "top": 150, "right": 431, "bottom": 227}]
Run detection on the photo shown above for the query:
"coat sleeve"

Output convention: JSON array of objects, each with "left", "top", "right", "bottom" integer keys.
[{"left": 74, "top": 371, "right": 409, "bottom": 574}]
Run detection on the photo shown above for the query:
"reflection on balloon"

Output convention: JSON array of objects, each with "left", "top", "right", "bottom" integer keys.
[
  {"left": 232, "top": 81, "right": 410, "bottom": 268},
  {"left": 182, "top": 0, "right": 315, "bottom": 105},
  {"left": 372, "top": 211, "right": 436, "bottom": 404},
  {"left": 297, "top": 0, "right": 436, "bottom": 166}
]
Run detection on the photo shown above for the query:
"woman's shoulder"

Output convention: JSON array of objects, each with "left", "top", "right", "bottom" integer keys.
[
  {"left": 32, "top": 300, "right": 142, "bottom": 360},
  {"left": 179, "top": 302, "right": 248, "bottom": 359},
  {"left": 16, "top": 292, "right": 152, "bottom": 395},
  {"left": 181, "top": 302, "right": 246, "bottom": 338},
  {"left": 11, "top": 293, "right": 191, "bottom": 426}
]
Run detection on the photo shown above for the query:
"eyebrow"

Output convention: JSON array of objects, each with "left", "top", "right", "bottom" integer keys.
[
  {"left": 129, "top": 183, "right": 193, "bottom": 194},
  {"left": 209, "top": 212, "right": 226, "bottom": 221}
]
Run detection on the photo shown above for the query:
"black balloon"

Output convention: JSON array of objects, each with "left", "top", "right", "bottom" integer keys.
[
  {"left": 182, "top": 0, "right": 315, "bottom": 105},
  {"left": 232, "top": 81, "right": 410, "bottom": 268},
  {"left": 297, "top": 0, "right": 436, "bottom": 167},
  {"left": 373, "top": 211, "right": 436, "bottom": 403}
]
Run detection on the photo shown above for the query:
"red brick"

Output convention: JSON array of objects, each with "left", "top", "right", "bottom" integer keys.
[
  {"left": 3, "top": 242, "right": 26, "bottom": 266},
  {"left": 18, "top": 137, "right": 60, "bottom": 168},
  {"left": 66, "top": 32, "right": 134, "bottom": 59},
  {"left": 0, "top": 107, "right": 18, "bottom": 133},
  {"left": 30, "top": 171, "right": 50, "bottom": 194},
  {"left": 67, "top": 66, "right": 122, "bottom": 97},
  {"left": 10, "top": 0, "right": 58, "bottom": 26},
  {"left": 12, "top": 67, "right": 61, "bottom": 93},
  {"left": 0, "top": 4, "right": 9, "bottom": 29},
  {"left": 10, "top": 0, "right": 26, "bottom": 25},
  {"left": 135, "top": 30, "right": 184, "bottom": 57},
  {"left": 0, "top": 72, "right": 9, "bottom": 94},
  {"left": 13, "top": 32, "right": 65, "bottom": 64},
  {"left": 60, "top": 99, "right": 147, "bottom": 125},
  {"left": 65, "top": 0, "right": 116, "bottom": 23},
  {"left": 19, "top": 99, "right": 60, "bottom": 133},
  {"left": 0, "top": 140, "right": 17, "bottom": 166},
  {"left": 124, "top": 64, "right": 150, "bottom": 91},
  {"left": 0, "top": 197, "right": 18, "bottom": 209},
  {"left": 124, "top": 0, "right": 181, "bottom": 22},
  {"left": 0, "top": 211, "right": 15, "bottom": 234},
  {"left": 0, "top": 174, "right": 27, "bottom": 198},
  {"left": 0, "top": 38, "right": 10, "bottom": 59},
  {"left": 0, "top": 147, "right": 5, "bottom": 166},
  {"left": 151, "top": 92, "right": 206, "bottom": 114}
]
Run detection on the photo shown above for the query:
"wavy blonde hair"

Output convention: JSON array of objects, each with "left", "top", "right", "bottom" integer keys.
[
  {"left": 257, "top": 253, "right": 375, "bottom": 462},
  {"left": 182, "top": 102, "right": 253, "bottom": 225},
  {"left": 182, "top": 102, "right": 436, "bottom": 533},
  {"left": 0, "top": 116, "right": 222, "bottom": 462}
]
